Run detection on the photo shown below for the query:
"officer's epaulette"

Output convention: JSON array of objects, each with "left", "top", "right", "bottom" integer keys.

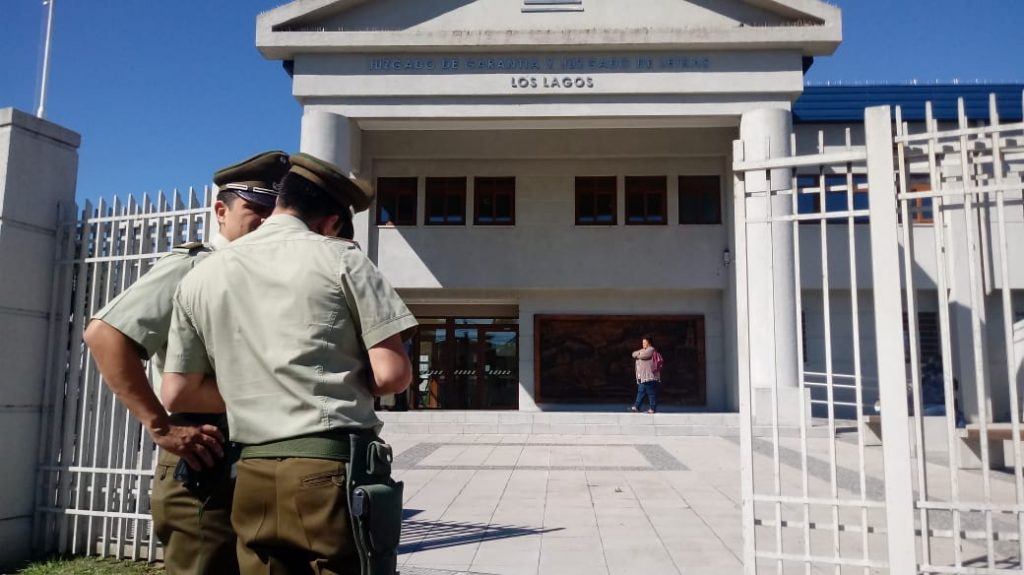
[
  {"left": 171, "top": 241, "right": 211, "bottom": 256},
  {"left": 326, "top": 237, "right": 362, "bottom": 250}
]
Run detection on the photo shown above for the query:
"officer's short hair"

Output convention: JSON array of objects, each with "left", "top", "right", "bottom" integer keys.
[
  {"left": 216, "top": 190, "right": 241, "bottom": 206},
  {"left": 278, "top": 172, "right": 353, "bottom": 223}
]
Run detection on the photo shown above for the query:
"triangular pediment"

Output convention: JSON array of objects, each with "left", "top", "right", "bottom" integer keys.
[{"left": 257, "top": 0, "right": 841, "bottom": 59}]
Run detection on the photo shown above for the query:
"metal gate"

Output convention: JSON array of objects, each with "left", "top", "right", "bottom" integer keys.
[
  {"left": 734, "top": 98, "right": 1024, "bottom": 573},
  {"left": 33, "top": 188, "right": 214, "bottom": 560}
]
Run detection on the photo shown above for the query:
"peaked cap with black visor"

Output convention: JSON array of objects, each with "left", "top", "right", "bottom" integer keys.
[{"left": 213, "top": 150, "right": 290, "bottom": 209}]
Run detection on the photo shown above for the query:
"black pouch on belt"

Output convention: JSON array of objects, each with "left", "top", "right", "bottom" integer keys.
[
  {"left": 172, "top": 443, "right": 239, "bottom": 499},
  {"left": 347, "top": 432, "right": 404, "bottom": 575}
]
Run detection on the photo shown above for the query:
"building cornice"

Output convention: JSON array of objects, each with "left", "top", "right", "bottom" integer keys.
[{"left": 256, "top": 0, "right": 842, "bottom": 60}]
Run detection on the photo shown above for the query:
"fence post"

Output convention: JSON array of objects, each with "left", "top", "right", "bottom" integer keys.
[
  {"left": 732, "top": 139, "right": 758, "bottom": 575},
  {"left": 0, "top": 108, "right": 80, "bottom": 569},
  {"left": 864, "top": 105, "right": 917, "bottom": 573}
]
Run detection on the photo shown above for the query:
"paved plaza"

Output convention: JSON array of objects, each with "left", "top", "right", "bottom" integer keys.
[
  {"left": 388, "top": 426, "right": 745, "bottom": 575},
  {"left": 386, "top": 412, "right": 1024, "bottom": 575}
]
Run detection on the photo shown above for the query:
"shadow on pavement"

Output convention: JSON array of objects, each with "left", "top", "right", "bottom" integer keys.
[{"left": 400, "top": 509, "right": 561, "bottom": 554}]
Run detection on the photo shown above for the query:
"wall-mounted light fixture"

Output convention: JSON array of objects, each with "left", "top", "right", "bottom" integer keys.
[{"left": 723, "top": 248, "right": 732, "bottom": 266}]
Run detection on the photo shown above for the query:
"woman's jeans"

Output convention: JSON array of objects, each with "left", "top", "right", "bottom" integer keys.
[{"left": 633, "top": 380, "right": 658, "bottom": 412}]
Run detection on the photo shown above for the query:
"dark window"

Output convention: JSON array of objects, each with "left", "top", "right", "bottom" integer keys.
[
  {"left": 376, "top": 177, "right": 418, "bottom": 226},
  {"left": 624, "top": 176, "right": 667, "bottom": 225},
  {"left": 903, "top": 311, "right": 941, "bottom": 365},
  {"left": 796, "top": 174, "right": 869, "bottom": 224},
  {"left": 575, "top": 176, "right": 617, "bottom": 225},
  {"left": 425, "top": 177, "right": 466, "bottom": 225},
  {"left": 474, "top": 177, "right": 516, "bottom": 225},
  {"left": 678, "top": 175, "right": 722, "bottom": 224}
]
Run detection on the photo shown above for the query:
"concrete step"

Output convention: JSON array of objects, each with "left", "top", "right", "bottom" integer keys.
[
  {"left": 377, "top": 410, "right": 831, "bottom": 437},
  {"left": 378, "top": 410, "right": 734, "bottom": 436}
]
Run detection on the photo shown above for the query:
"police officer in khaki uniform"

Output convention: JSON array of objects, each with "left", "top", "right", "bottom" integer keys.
[
  {"left": 161, "top": 153, "right": 416, "bottom": 574},
  {"left": 83, "top": 151, "right": 290, "bottom": 575}
]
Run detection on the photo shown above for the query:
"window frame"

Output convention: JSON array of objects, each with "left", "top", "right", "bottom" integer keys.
[
  {"left": 624, "top": 176, "right": 668, "bottom": 225},
  {"left": 473, "top": 176, "right": 516, "bottom": 226},
  {"left": 906, "top": 182, "right": 935, "bottom": 225},
  {"left": 375, "top": 177, "right": 419, "bottom": 226},
  {"left": 677, "top": 175, "right": 723, "bottom": 225},
  {"left": 574, "top": 176, "right": 618, "bottom": 226},
  {"left": 424, "top": 177, "right": 468, "bottom": 226}
]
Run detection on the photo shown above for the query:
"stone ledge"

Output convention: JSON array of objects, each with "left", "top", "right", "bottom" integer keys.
[{"left": 0, "top": 108, "right": 81, "bottom": 148}]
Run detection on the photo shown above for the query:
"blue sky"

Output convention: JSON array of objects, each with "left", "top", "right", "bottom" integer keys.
[{"left": 1, "top": 0, "right": 1022, "bottom": 204}]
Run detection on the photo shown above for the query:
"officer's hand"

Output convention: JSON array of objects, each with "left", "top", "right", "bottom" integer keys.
[{"left": 151, "top": 424, "right": 225, "bottom": 470}]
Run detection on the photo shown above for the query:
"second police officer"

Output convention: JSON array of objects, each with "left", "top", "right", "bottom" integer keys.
[{"left": 162, "top": 152, "right": 416, "bottom": 574}]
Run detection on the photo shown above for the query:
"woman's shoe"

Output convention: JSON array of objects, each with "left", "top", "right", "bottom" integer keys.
[
  {"left": 630, "top": 406, "right": 638, "bottom": 412},
  {"left": 647, "top": 410, "right": 655, "bottom": 414}
]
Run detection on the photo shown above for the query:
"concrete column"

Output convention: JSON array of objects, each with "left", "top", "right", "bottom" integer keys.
[
  {"left": 298, "top": 110, "right": 375, "bottom": 255},
  {"left": 0, "top": 108, "right": 80, "bottom": 569},
  {"left": 723, "top": 147, "right": 740, "bottom": 413},
  {"left": 738, "top": 108, "right": 805, "bottom": 424}
]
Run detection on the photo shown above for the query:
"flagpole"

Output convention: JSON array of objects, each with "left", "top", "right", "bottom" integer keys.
[{"left": 36, "top": 0, "right": 55, "bottom": 119}]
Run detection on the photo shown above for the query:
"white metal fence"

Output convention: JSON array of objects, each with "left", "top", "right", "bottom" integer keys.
[
  {"left": 734, "top": 98, "right": 1024, "bottom": 574},
  {"left": 896, "top": 96, "right": 1024, "bottom": 574},
  {"left": 33, "top": 188, "right": 214, "bottom": 561}
]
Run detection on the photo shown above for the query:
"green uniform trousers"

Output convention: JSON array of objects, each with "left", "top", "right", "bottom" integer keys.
[
  {"left": 152, "top": 449, "right": 239, "bottom": 575},
  {"left": 232, "top": 458, "right": 359, "bottom": 575}
]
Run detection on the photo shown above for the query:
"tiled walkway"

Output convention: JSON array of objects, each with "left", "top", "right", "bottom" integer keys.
[
  {"left": 387, "top": 417, "right": 1024, "bottom": 575},
  {"left": 388, "top": 433, "right": 744, "bottom": 575}
]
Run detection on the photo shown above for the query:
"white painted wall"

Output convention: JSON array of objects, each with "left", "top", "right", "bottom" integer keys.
[
  {"left": 362, "top": 128, "right": 733, "bottom": 291},
  {"left": 796, "top": 225, "right": 945, "bottom": 290},
  {"left": 801, "top": 289, "right": 1024, "bottom": 422}
]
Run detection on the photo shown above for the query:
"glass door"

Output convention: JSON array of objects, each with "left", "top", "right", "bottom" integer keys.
[
  {"left": 413, "top": 321, "right": 446, "bottom": 409},
  {"left": 481, "top": 329, "right": 518, "bottom": 409},
  {"left": 451, "top": 327, "right": 479, "bottom": 409},
  {"left": 408, "top": 318, "right": 518, "bottom": 410}
]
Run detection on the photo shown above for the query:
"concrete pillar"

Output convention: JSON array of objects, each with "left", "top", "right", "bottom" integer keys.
[
  {"left": 723, "top": 147, "right": 740, "bottom": 413},
  {"left": 299, "top": 110, "right": 374, "bottom": 254},
  {"left": 738, "top": 108, "right": 806, "bottom": 424},
  {"left": 0, "top": 108, "right": 80, "bottom": 569}
]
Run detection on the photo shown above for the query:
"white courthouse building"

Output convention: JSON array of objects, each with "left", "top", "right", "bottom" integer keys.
[{"left": 254, "top": 0, "right": 1024, "bottom": 416}]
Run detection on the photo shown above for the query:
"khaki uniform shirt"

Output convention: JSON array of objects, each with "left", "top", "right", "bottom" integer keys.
[
  {"left": 164, "top": 214, "right": 418, "bottom": 445},
  {"left": 91, "top": 235, "right": 229, "bottom": 397}
]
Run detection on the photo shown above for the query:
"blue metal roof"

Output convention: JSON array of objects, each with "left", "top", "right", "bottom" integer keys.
[{"left": 793, "top": 84, "right": 1024, "bottom": 123}]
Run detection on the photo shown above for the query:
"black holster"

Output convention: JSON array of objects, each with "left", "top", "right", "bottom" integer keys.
[{"left": 347, "top": 432, "right": 404, "bottom": 575}]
